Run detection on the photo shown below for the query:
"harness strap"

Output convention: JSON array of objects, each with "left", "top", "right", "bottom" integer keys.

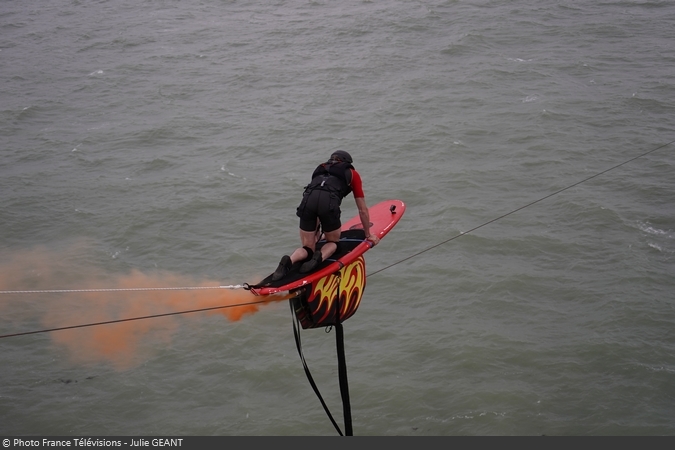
[
  {"left": 289, "top": 270, "right": 353, "bottom": 436},
  {"left": 290, "top": 302, "right": 344, "bottom": 436},
  {"left": 303, "top": 182, "right": 342, "bottom": 195}
]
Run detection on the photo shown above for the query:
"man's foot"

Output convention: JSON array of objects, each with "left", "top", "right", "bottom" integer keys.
[
  {"left": 300, "top": 251, "right": 323, "bottom": 273},
  {"left": 272, "top": 255, "right": 292, "bottom": 281}
]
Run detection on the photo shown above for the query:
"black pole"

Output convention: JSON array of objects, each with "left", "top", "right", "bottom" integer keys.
[
  {"left": 335, "top": 321, "right": 353, "bottom": 436},
  {"left": 333, "top": 271, "right": 353, "bottom": 436}
]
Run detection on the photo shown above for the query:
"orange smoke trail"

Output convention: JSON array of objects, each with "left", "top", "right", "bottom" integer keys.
[{"left": 0, "top": 244, "right": 287, "bottom": 370}]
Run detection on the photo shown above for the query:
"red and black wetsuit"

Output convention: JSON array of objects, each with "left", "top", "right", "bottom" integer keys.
[{"left": 296, "top": 160, "right": 364, "bottom": 232}]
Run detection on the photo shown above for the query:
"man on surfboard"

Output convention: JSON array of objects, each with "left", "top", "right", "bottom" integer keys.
[{"left": 272, "top": 150, "right": 379, "bottom": 281}]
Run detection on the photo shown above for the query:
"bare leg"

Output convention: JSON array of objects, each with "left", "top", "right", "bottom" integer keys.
[
  {"left": 319, "top": 229, "right": 341, "bottom": 260},
  {"left": 275, "top": 223, "right": 341, "bottom": 279},
  {"left": 290, "top": 227, "right": 323, "bottom": 264}
]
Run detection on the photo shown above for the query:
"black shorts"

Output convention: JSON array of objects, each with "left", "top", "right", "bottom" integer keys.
[{"left": 296, "top": 189, "right": 342, "bottom": 233}]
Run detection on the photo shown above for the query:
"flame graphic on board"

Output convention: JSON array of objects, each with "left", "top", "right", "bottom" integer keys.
[{"left": 306, "top": 256, "right": 366, "bottom": 325}]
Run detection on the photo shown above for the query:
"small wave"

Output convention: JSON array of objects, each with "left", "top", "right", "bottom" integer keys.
[
  {"left": 637, "top": 221, "right": 673, "bottom": 253},
  {"left": 637, "top": 362, "right": 675, "bottom": 374},
  {"left": 424, "top": 410, "right": 507, "bottom": 423},
  {"left": 648, "top": 242, "right": 663, "bottom": 252},
  {"left": 221, "top": 165, "right": 247, "bottom": 180},
  {"left": 638, "top": 222, "right": 672, "bottom": 237},
  {"left": 522, "top": 94, "right": 540, "bottom": 103}
]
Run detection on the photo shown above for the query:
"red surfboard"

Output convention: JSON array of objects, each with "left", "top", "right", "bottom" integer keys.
[
  {"left": 246, "top": 199, "right": 406, "bottom": 297},
  {"left": 246, "top": 199, "right": 405, "bottom": 328}
]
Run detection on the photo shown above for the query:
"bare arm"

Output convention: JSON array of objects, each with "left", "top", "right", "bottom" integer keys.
[{"left": 355, "top": 197, "right": 379, "bottom": 245}]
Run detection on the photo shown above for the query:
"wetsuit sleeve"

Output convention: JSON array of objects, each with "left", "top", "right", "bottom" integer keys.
[{"left": 350, "top": 169, "right": 365, "bottom": 198}]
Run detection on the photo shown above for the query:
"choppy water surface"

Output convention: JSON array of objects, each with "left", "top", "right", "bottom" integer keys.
[{"left": 1, "top": 0, "right": 674, "bottom": 436}]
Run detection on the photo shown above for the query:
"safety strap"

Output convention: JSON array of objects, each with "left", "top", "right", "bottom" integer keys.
[
  {"left": 290, "top": 303, "right": 344, "bottom": 436},
  {"left": 290, "top": 270, "right": 353, "bottom": 436}
]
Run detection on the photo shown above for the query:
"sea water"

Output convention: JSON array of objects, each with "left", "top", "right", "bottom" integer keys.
[{"left": 1, "top": 0, "right": 674, "bottom": 436}]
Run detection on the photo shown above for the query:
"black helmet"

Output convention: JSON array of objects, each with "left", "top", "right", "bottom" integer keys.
[{"left": 330, "top": 150, "right": 353, "bottom": 164}]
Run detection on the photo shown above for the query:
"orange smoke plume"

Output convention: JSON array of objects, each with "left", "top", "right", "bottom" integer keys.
[{"left": 0, "top": 244, "right": 286, "bottom": 370}]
